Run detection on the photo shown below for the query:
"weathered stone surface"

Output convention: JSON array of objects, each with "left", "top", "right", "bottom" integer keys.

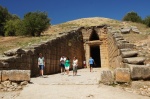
[
  {"left": 2, "top": 70, "right": 30, "bottom": 81},
  {"left": 100, "top": 70, "right": 114, "bottom": 85},
  {"left": 0, "top": 70, "right": 1, "bottom": 82},
  {"left": 121, "top": 51, "right": 138, "bottom": 58},
  {"left": 3, "top": 47, "right": 23, "bottom": 56},
  {"left": 115, "top": 37, "right": 124, "bottom": 41},
  {"left": 120, "top": 28, "right": 131, "bottom": 34},
  {"left": 123, "top": 57, "right": 146, "bottom": 64},
  {"left": 131, "top": 81, "right": 150, "bottom": 89},
  {"left": 131, "top": 26, "right": 140, "bottom": 34},
  {"left": 118, "top": 43, "right": 135, "bottom": 49},
  {"left": 0, "top": 81, "right": 26, "bottom": 92},
  {"left": 115, "top": 68, "right": 130, "bottom": 82},
  {"left": 127, "top": 64, "right": 150, "bottom": 80},
  {"left": 118, "top": 40, "right": 129, "bottom": 43},
  {"left": 120, "top": 48, "right": 132, "bottom": 52},
  {"left": 0, "top": 56, "right": 15, "bottom": 62},
  {"left": 0, "top": 62, "right": 9, "bottom": 68},
  {"left": 113, "top": 33, "right": 123, "bottom": 38}
]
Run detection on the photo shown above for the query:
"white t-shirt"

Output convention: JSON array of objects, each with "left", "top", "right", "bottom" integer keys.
[
  {"left": 38, "top": 57, "right": 44, "bottom": 65},
  {"left": 73, "top": 59, "right": 78, "bottom": 67},
  {"left": 60, "top": 57, "right": 66, "bottom": 64}
]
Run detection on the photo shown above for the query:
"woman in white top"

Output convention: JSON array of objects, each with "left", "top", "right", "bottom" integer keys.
[
  {"left": 72, "top": 57, "right": 78, "bottom": 76},
  {"left": 38, "top": 53, "right": 45, "bottom": 76}
]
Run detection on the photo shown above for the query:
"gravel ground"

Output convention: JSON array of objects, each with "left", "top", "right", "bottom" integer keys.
[{"left": 1, "top": 68, "right": 150, "bottom": 99}]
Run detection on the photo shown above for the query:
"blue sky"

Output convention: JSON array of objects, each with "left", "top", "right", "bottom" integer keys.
[{"left": 0, "top": 0, "right": 150, "bottom": 25}]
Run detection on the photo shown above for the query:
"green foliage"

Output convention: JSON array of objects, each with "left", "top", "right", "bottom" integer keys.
[
  {"left": 143, "top": 16, "right": 150, "bottom": 27},
  {"left": 23, "top": 11, "right": 50, "bottom": 36},
  {"left": 4, "top": 20, "right": 16, "bottom": 36},
  {"left": 1, "top": 6, "right": 50, "bottom": 37},
  {"left": 122, "top": 11, "right": 142, "bottom": 23},
  {"left": 0, "top": 6, "right": 12, "bottom": 36},
  {"left": 4, "top": 19, "right": 25, "bottom": 36}
]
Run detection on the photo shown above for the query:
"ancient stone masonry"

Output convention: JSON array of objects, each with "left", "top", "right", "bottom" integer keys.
[
  {"left": 0, "top": 29, "right": 84, "bottom": 77},
  {"left": 0, "top": 70, "right": 30, "bottom": 92},
  {"left": 81, "top": 25, "right": 109, "bottom": 68},
  {"left": 101, "top": 26, "right": 150, "bottom": 84},
  {"left": 0, "top": 24, "right": 149, "bottom": 88}
]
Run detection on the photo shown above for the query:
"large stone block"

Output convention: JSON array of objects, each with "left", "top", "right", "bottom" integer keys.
[
  {"left": 100, "top": 70, "right": 114, "bottom": 85},
  {"left": 123, "top": 57, "right": 145, "bottom": 64},
  {"left": 128, "top": 64, "right": 150, "bottom": 80},
  {"left": 115, "top": 68, "right": 130, "bottom": 83},
  {"left": 121, "top": 51, "right": 138, "bottom": 58},
  {"left": 2, "top": 70, "right": 30, "bottom": 81},
  {"left": 118, "top": 43, "right": 135, "bottom": 49}
]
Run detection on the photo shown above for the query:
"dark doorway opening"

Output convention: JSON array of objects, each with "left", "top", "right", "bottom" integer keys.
[
  {"left": 89, "top": 30, "right": 99, "bottom": 41},
  {"left": 90, "top": 46, "right": 101, "bottom": 67}
]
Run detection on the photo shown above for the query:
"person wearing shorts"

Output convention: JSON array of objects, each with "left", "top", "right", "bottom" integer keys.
[
  {"left": 89, "top": 57, "right": 94, "bottom": 72},
  {"left": 60, "top": 56, "right": 66, "bottom": 74},
  {"left": 64, "top": 57, "right": 70, "bottom": 76},
  {"left": 38, "top": 53, "right": 45, "bottom": 76},
  {"left": 72, "top": 57, "right": 78, "bottom": 76}
]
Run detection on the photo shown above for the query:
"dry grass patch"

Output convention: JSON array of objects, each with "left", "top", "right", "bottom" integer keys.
[
  {"left": 122, "top": 32, "right": 148, "bottom": 43},
  {"left": 0, "top": 36, "right": 52, "bottom": 54}
]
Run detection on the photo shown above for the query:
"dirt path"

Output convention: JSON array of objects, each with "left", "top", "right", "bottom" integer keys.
[{"left": 10, "top": 68, "right": 149, "bottom": 99}]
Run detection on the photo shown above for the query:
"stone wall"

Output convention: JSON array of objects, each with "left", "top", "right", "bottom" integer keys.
[
  {"left": 107, "top": 32, "right": 123, "bottom": 69},
  {"left": 0, "top": 29, "right": 84, "bottom": 77},
  {"left": 101, "top": 27, "right": 150, "bottom": 83}
]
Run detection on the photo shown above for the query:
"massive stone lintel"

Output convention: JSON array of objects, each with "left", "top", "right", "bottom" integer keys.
[{"left": 86, "top": 40, "right": 103, "bottom": 45}]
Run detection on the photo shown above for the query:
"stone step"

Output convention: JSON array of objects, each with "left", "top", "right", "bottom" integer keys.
[
  {"left": 118, "top": 43, "right": 135, "bottom": 49},
  {"left": 121, "top": 51, "right": 138, "bottom": 58},
  {"left": 123, "top": 57, "right": 146, "bottom": 64},
  {"left": 120, "top": 28, "right": 131, "bottom": 34},
  {"left": 118, "top": 40, "right": 129, "bottom": 43},
  {"left": 126, "top": 64, "right": 150, "bottom": 80},
  {"left": 115, "top": 38, "right": 124, "bottom": 41},
  {"left": 120, "top": 48, "right": 132, "bottom": 52}
]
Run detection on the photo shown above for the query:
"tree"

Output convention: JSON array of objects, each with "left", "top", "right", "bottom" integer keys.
[
  {"left": 4, "top": 19, "right": 23, "bottom": 36},
  {"left": 143, "top": 16, "right": 150, "bottom": 27},
  {"left": 122, "top": 11, "right": 142, "bottom": 23},
  {"left": 0, "top": 6, "right": 12, "bottom": 36},
  {"left": 23, "top": 11, "right": 50, "bottom": 36}
]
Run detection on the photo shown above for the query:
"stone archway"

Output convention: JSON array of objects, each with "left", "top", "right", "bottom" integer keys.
[
  {"left": 89, "top": 30, "right": 101, "bottom": 67},
  {"left": 82, "top": 25, "right": 109, "bottom": 68}
]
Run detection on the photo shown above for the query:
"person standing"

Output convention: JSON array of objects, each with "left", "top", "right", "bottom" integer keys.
[
  {"left": 60, "top": 56, "right": 66, "bottom": 75},
  {"left": 89, "top": 57, "right": 94, "bottom": 72},
  {"left": 65, "top": 57, "right": 70, "bottom": 76},
  {"left": 83, "top": 60, "right": 86, "bottom": 68},
  {"left": 38, "top": 53, "right": 45, "bottom": 77},
  {"left": 72, "top": 57, "right": 78, "bottom": 76}
]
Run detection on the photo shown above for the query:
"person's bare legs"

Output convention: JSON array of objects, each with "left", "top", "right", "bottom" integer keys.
[
  {"left": 66, "top": 70, "right": 69, "bottom": 75},
  {"left": 61, "top": 67, "right": 63, "bottom": 74},
  {"left": 40, "top": 70, "right": 43, "bottom": 76},
  {"left": 90, "top": 67, "right": 93, "bottom": 72},
  {"left": 75, "top": 72, "right": 77, "bottom": 75}
]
